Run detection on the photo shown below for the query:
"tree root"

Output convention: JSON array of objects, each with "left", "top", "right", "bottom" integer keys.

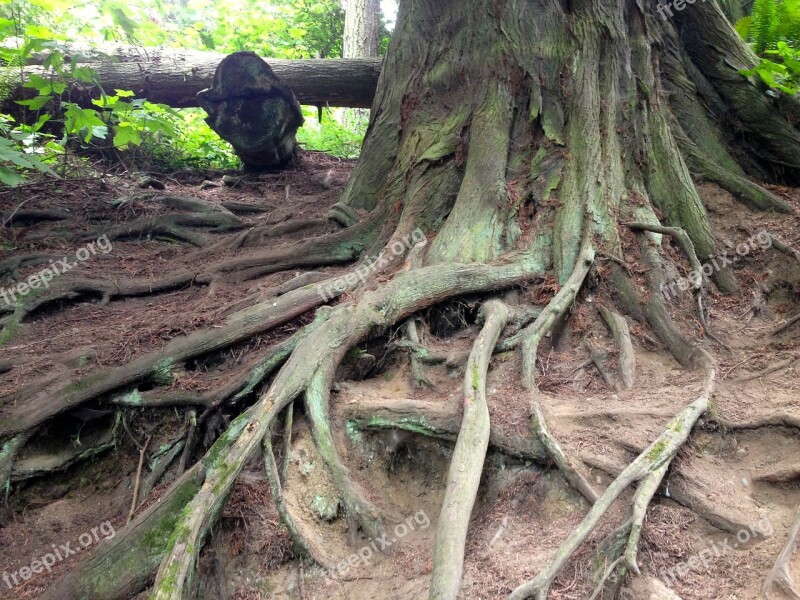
[
  {"left": 404, "top": 318, "right": 434, "bottom": 388},
  {"left": 774, "top": 314, "right": 800, "bottom": 336},
  {"left": 599, "top": 306, "right": 636, "bottom": 389},
  {"left": 262, "top": 432, "right": 334, "bottom": 568},
  {"left": 430, "top": 299, "right": 508, "bottom": 600},
  {"left": 770, "top": 236, "right": 800, "bottom": 263},
  {"left": 305, "top": 363, "right": 385, "bottom": 541},
  {"left": 679, "top": 136, "right": 792, "bottom": 213},
  {"left": 148, "top": 254, "right": 545, "bottom": 598},
  {"left": 531, "top": 399, "right": 599, "bottom": 505},
  {"left": 86, "top": 212, "right": 246, "bottom": 246},
  {"left": 584, "top": 339, "right": 620, "bottom": 392},
  {"left": 508, "top": 360, "right": 716, "bottom": 600},
  {"left": 11, "top": 417, "right": 118, "bottom": 483},
  {"left": 0, "top": 281, "right": 330, "bottom": 438},
  {"left": 626, "top": 222, "right": 702, "bottom": 292},
  {"left": 0, "top": 253, "right": 59, "bottom": 280},
  {"left": 520, "top": 237, "right": 594, "bottom": 390},
  {"left": 762, "top": 508, "right": 800, "bottom": 600},
  {"left": 1, "top": 208, "right": 70, "bottom": 227},
  {"left": 341, "top": 397, "right": 546, "bottom": 462}
]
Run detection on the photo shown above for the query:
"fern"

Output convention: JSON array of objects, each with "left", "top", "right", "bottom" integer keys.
[
  {"left": 743, "top": 0, "right": 800, "bottom": 52},
  {"left": 751, "top": 0, "right": 779, "bottom": 53}
]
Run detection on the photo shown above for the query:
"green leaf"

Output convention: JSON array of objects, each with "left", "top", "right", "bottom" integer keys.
[
  {"left": 113, "top": 124, "right": 142, "bottom": 148},
  {"left": 15, "top": 95, "right": 53, "bottom": 110},
  {"left": 0, "top": 166, "right": 26, "bottom": 187}
]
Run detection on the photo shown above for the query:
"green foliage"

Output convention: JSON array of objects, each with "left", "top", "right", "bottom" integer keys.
[
  {"left": 0, "top": 0, "right": 383, "bottom": 184},
  {"left": 296, "top": 106, "right": 367, "bottom": 159},
  {"left": 741, "top": 41, "right": 800, "bottom": 93},
  {"left": 737, "top": 0, "right": 800, "bottom": 52},
  {"left": 737, "top": 0, "right": 800, "bottom": 96}
]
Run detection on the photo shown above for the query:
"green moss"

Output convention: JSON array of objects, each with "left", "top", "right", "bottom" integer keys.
[
  {"left": 646, "top": 440, "right": 668, "bottom": 462},
  {"left": 63, "top": 370, "right": 111, "bottom": 396},
  {"left": 151, "top": 357, "right": 174, "bottom": 386},
  {"left": 0, "top": 313, "right": 21, "bottom": 347}
]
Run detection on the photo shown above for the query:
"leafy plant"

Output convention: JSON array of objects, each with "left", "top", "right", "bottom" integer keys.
[
  {"left": 737, "top": 0, "right": 800, "bottom": 53},
  {"left": 296, "top": 106, "right": 367, "bottom": 159}
]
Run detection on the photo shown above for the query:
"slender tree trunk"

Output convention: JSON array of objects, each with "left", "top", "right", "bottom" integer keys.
[
  {"left": 342, "top": 0, "right": 380, "bottom": 126},
  {"left": 343, "top": 0, "right": 380, "bottom": 59}
]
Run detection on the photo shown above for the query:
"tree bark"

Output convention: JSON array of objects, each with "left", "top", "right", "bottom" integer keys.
[
  {"left": 1, "top": 47, "right": 382, "bottom": 109},
  {"left": 343, "top": 0, "right": 380, "bottom": 59}
]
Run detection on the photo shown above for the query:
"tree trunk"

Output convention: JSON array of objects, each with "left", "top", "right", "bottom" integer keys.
[
  {"left": 343, "top": 0, "right": 380, "bottom": 58},
  {"left": 342, "top": 0, "right": 380, "bottom": 126},
  {"left": 1, "top": 48, "right": 382, "bottom": 109}
]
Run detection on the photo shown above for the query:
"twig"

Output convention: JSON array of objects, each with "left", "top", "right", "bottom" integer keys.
[
  {"left": 774, "top": 313, "right": 800, "bottom": 336},
  {"left": 734, "top": 355, "right": 799, "bottom": 383},
  {"left": 127, "top": 434, "right": 152, "bottom": 525}
]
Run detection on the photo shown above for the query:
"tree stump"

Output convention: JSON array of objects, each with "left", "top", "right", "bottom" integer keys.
[{"left": 197, "top": 51, "right": 304, "bottom": 170}]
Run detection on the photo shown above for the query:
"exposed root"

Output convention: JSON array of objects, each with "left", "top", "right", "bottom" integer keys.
[
  {"left": 626, "top": 222, "right": 702, "bottom": 292},
  {"left": 328, "top": 202, "right": 362, "bottom": 228},
  {"left": 140, "top": 433, "right": 187, "bottom": 503},
  {"left": 1, "top": 208, "right": 70, "bottom": 227},
  {"left": 147, "top": 254, "right": 546, "bottom": 598},
  {"left": 262, "top": 432, "right": 334, "bottom": 567},
  {"left": 584, "top": 339, "right": 620, "bottom": 392},
  {"left": 762, "top": 508, "right": 800, "bottom": 600},
  {"left": 430, "top": 299, "right": 508, "bottom": 600},
  {"left": 342, "top": 397, "right": 546, "bottom": 462},
  {"left": 531, "top": 399, "right": 599, "bottom": 505},
  {"left": 732, "top": 354, "right": 799, "bottom": 383},
  {"left": 281, "top": 402, "right": 294, "bottom": 483},
  {"left": 0, "top": 282, "right": 330, "bottom": 438},
  {"left": 520, "top": 237, "right": 594, "bottom": 390},
  {"left": 774, "top": 314, "right": 800, "bottom": 336},
  {"left": 508, "top": 360, "right": 716, "bottom": 600},
  {"left": 770, "top": 236, "right": 800, "bottom": 263},
  {"left": 127, "top": 434, "right": 153, "bottom": 525},
  {"left": 0, "top": 253, "right": 59, "bottom": 280},
  {"left": 0, "top": 430, "right": 34, "bottom": 498},
  {"left": 599, "top": 306, "right": 636, "bottom": 389},
  {"left": 404, "top": 318, "right": 434, "bottom": 388},
  {"left": 305, "top": 363, "right": 385, "bottom": 540},
  {"left": 87, "top": 212, "right": 246, "bottom": 246},
  {"left": 10, "top": 418, "right": 117, "bottom": 483}
]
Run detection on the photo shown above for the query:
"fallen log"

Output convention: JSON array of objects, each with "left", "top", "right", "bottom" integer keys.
[{"left": 1, "top": 46, "right": 382, "bottom": 109}]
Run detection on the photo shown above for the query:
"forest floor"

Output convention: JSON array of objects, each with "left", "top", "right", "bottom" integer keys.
[{"left": 0, "top": 152, "right": 798, "bottom": 600}]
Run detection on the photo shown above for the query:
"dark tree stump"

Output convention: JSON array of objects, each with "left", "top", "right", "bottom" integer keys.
[{"left": 197, "top": 52, "right": 304, "bottom": 170}]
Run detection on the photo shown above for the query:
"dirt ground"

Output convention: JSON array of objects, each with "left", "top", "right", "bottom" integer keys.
[{"left": 0, "top": 154, "right": 798, "bottom": 600}]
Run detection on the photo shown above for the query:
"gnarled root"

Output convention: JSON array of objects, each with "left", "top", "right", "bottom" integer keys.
[
  {"left": 305, "top": 363, "right": 385, "bottom": 541},
  {"left": 599, "top": 306, "right": 636, "bottom": 390},
  {"left": 508, "top": 360, "right": 716, "bottom": 600},
  {"left": 520, "top": 237, "right": 594, "bottom": 390},
  {"left": 429, "top": 299, "right": 508, "bottom": 600},
  {"left": 531, "top": 399, "right": 599, "bottom": 505}
]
